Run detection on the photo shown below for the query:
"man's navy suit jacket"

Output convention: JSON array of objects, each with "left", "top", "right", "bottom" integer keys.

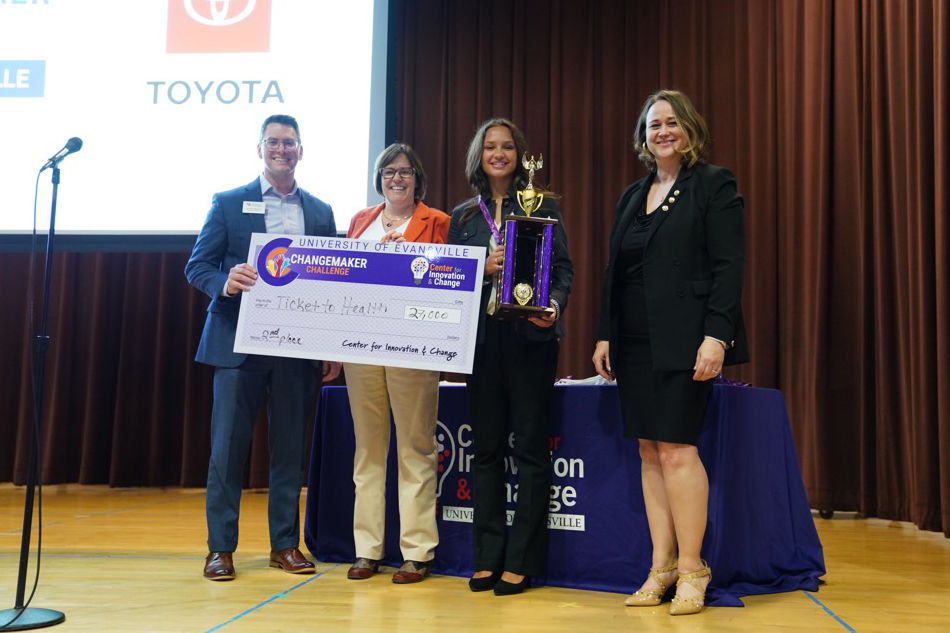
[{"left": 185, "top": 177, "right": 336, "bottom": 368}]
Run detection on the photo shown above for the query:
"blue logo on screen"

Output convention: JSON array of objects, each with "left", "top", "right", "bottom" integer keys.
[{"left": 0, "top": 61, "right": 45, "bottom": 97}]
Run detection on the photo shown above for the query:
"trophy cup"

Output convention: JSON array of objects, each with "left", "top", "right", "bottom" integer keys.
[{"left": 494, "top": 154, "right": 559, "bottom": 319}]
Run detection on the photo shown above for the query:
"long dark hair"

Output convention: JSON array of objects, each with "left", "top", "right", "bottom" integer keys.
[{"left": 458, "top": 118, "right": 536, "bottom": 223}]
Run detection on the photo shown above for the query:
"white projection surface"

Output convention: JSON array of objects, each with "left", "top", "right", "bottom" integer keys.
[{"left": 0, "top": 0, "right": 385, "bottom": 234}]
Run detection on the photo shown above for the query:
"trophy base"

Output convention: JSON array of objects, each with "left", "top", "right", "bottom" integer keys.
[{"left": 493, "top": 304, "right": 556, "bottom": 320}]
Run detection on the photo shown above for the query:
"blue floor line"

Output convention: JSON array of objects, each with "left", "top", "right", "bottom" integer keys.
[
  {"left": 205, "top": 564, "right": 341, "bottom": 633},
  {"left": 803, "top": 590, "right": 857, "bottom": 632}
]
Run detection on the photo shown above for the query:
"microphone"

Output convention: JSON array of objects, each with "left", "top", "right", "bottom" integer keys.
[{"left": 41, "top": 137, "right": 84, "bottom": 171}]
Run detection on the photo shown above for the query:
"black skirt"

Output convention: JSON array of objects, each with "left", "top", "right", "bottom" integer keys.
[{"left": 614, "top": 281, "right": 712, "bottom": 445}]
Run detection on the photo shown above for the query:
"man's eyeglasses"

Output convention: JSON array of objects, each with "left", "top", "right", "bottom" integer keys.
[
  {"left": 379, "top": 167, "right": 415, "bottom": 179},
  {"left": 261, "top": 138, "right": 300, "bottom": 150}
]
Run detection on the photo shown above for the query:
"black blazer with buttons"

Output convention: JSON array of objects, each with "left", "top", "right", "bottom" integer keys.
[
  {"left": 449, "top": 194, "right": 573, "bottom": 343},
  {"left": 596, "top": 163, "right": 749, "bottom": 371}
]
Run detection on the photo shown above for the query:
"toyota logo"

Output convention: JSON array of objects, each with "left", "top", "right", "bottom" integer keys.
[{"left": 184, "top": 0, "right": 257, "bottom": 27}]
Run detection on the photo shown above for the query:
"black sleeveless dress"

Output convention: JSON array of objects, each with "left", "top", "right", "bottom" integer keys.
[{"left": 613, "top": 200, "right": 713, "bottom": 445}]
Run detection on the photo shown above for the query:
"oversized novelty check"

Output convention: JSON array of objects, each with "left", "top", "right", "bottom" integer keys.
[{"left": 234, "top": 233, "right": 486, "bottom": 373}]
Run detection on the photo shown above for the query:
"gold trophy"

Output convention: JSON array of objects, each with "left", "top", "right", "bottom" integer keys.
[
  {"left": 494, "top": 154, "right": 558, "bottom": 318},
  {"left": 516, "top": 154, "right": 544, "bottom": 217}
]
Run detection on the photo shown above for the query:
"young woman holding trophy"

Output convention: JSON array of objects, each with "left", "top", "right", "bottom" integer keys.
[{"left": 447, "top": 118, "right": 573, "bottom": 596}]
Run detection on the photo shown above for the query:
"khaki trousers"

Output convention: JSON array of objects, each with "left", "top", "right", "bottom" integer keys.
[{"left": 343, "top": 362, "right": 440, "bottom": 562}]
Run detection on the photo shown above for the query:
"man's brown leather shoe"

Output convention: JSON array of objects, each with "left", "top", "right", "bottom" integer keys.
[
  {"left": 346, "top": 557, "right": 380, "bottom": 580},
  {"left": 203, "top": 551, "right": 235, "bottom": 581},
  {"left": 269, "top": 547, "right": 316, "bottom": 574},
  {"left": 392, "top": 560, "right": 431, "bottom": 584}
]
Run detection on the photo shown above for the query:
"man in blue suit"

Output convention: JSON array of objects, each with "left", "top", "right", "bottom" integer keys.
[{"left": 185, "top": 114, "right": 340, "bottom": 580}]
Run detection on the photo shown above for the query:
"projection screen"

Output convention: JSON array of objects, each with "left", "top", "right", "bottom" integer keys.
[{"left": 0, "top": 0, "right": 388, "bottom": 235}]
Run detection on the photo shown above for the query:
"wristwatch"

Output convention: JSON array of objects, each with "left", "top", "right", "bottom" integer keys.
[{"left": 705, "top": 335, "right": 729, "bottom": 350}]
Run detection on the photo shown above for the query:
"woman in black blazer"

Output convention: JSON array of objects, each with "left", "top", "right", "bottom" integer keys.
[
  {"left": 592, "top": 90, "right": 748, "bottom": 615},
  {"left": 448, "top": 118, "right": 572, "bottom": 596}
]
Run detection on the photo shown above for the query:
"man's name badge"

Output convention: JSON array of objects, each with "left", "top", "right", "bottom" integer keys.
[{"left": 242, "top": 201, "right": 266, "bottom": 214}]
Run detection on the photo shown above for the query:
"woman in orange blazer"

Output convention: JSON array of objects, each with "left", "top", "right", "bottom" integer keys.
[{"left": 343, "top": 143, "right": 449, "bottom": 584}]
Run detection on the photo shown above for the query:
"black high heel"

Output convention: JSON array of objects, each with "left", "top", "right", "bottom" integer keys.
[
  {"left": 493, "top": 574, "right": 531, "bottom": 596},
  {"left": 469, "top": 571, "right": 501, "bottom": 592}
]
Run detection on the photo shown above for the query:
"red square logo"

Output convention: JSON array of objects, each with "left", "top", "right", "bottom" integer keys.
[{"left": 166, "top": 0, "right": 271, "bottom": 53}]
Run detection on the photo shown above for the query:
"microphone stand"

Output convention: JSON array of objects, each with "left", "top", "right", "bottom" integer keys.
[{"left": 0, "top": 166, "right": 66, "bottom": 630}]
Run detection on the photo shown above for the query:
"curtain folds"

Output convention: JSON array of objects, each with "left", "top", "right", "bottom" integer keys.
[
  {"left": 1, "top": 0, "right": 947, "bottom": 537},
  {"left": 388, "top": 0, "right": 950, "bottom": 536},
  {"left": 1, "top": 251, "right": 286, "bottom": 490}
]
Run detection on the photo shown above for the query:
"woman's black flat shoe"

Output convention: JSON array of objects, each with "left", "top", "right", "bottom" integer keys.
[
  {"left": 493, "top": 575, "right": 531, "bottom": 596},
  {"left": 468, "top": 572, "right": 500, "bottom": 592}
]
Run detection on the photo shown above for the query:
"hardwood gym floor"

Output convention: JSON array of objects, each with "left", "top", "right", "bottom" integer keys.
[{"left": 1, "top": 485, "right": 947, "bottom": 632}]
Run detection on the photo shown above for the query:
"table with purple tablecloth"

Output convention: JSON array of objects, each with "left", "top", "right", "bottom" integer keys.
[{"left": 304, "top": 383, "right": 825, "bottom": 605}]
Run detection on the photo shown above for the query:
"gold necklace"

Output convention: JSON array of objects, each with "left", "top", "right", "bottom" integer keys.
[{"left": 382, "top": 209, "right": 412, "bottom": 228}]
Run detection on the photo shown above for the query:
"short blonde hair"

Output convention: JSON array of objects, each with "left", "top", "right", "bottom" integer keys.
[{"left": 633, "top": 90, "right": 707, "bottom": 170}]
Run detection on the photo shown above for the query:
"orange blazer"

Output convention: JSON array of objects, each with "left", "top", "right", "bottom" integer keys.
[{"left": 347, "top": 201, "right": 450, "bottom": 243}]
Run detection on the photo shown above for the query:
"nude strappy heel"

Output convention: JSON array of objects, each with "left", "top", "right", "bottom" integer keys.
[
  {"left": 669, "top": 560, "right": 711, "bottom": 615},
  {"left": 625, "top": 559, "right": 678, "bottom": 606}
]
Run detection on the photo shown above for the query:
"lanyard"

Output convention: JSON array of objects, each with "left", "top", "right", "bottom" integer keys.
[{"left": 477, "top": 195, "right": 503, "bottom": 245}]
